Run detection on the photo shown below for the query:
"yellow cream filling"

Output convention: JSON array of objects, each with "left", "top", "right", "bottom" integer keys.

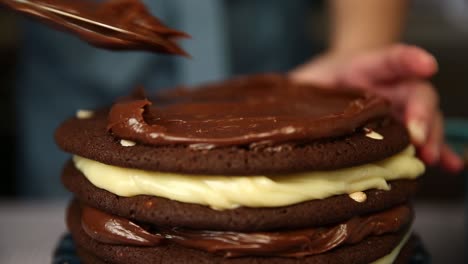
[{"left": 73, "top": 146, "right": 424, "bottom": 210}]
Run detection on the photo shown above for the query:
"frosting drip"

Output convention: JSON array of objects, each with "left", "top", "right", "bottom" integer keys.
[
  {"left": 1, "top": 0, "right": 188, "bottom": 55},
  {"left": 81, "top": 204, "right": 412, "bottom": 258},
  {"left": 108, "top": 74, "right": 390, "bottom": 148}
]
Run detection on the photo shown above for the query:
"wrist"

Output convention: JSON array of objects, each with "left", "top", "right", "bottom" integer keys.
[{"left": 327, "top": 41, "right": 397, "bottom": 61}]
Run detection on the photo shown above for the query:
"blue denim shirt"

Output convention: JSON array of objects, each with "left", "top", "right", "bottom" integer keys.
[{"left": 16, "top": 0, "right": 315, "bottom": 197}]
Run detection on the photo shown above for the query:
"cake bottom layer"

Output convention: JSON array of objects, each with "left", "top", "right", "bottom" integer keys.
[
  {"left": 75, "top": 235, "right": 416, "bottom": 264},
  {"left": 67, "top": 200, "right": 413, "bottom": 264}
]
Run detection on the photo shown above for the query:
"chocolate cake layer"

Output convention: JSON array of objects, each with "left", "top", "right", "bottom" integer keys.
[
  {"left": 68, "top": 200, "right": 413, "bottom": 264},
  {"left": 55, "top": 111, "right": 409, "bottom": 175},
  {"left": 63, "top": 162, "right": 418, "bottom": 231},
  {"left": 74, "top": 238, "right": 416, "bottom": 264}
]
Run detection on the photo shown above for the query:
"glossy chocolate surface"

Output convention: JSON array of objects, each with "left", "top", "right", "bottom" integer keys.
[
  {"left": 108, "top": 74, "right": 390, "bottom": 148},
  {"left": 81, "top": 204, "right": 412, "bottom": 258}
]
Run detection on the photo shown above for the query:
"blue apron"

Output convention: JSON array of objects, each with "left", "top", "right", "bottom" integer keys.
[{"left": 15, "top": 0, "right": 314, "bottom": 197}]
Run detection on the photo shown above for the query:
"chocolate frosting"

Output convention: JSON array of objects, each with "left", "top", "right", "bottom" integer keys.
[
  {"left": 81, "top": 206, "right": 163, "bottom": 246},
  {"left": 108, "top": 74, "right": 390, "bottom": 148},
  {"left": 1, "top": 0, "right": 188, "bottom": 55},
  {"left": 81, "top": 204, "right": 412, "bottom": 258}
]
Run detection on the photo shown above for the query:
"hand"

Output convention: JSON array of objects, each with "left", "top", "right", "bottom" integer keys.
[{"left": 290, "top": 44, "right": 464, "bottom": 173}]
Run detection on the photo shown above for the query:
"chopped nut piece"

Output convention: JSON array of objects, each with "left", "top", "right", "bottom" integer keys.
[
  {"left": 349, "top": 192, "right": 367, "bottom": 203},
  {"left": 120, "top": 139, "right": 136, "bottom": 147},
  {"left": 76, "top": 110, "right": 94, "bottom": 119}
]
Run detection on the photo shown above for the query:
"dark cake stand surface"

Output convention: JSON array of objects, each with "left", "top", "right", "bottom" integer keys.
[{"left": 52, "top": 233, "right": 430, "bottom": 264}]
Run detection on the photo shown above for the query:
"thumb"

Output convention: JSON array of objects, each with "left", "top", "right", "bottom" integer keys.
[{"left": 339, "top": 44, "right": 438, "bottom": 88}]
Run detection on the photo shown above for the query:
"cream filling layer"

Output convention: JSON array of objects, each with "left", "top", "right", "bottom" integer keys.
[
  {"left": 73, "top": 146, "right": 424, "bottom": 210},
  {"left": 370, "top": 230, "right": 412, "bottom": 264}
]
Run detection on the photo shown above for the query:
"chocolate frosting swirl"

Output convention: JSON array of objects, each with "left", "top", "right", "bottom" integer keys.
[
  {"left": 81, "top": 204, "right": 412, "bottom": 258},
  {"left": 1, "top": 0, "right": 188, "bottom": 55},
  {"left": 108, "top": 74, "right": 390, "bottom": 148},
  {"left": 81, "top": 205, "right": 163, "bottom": 246}
]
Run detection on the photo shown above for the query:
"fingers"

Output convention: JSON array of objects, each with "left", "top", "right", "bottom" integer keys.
[
  {"left": 383, "top": 44, "right": 438, "bottom": 80},
  {"left": 410, "top": 109, "right": 464, "bottom": 173},
  {"left": 404, "top": 80, "right": 439, "bottom": 146},
  {"left": 339, "top": 44, "right": 439, "bottom": 88},
  {"left": 291, "top": 44, "right": 438, "bottom": 91},
  {"left": 440, "top": 144, "right": 465, "bottom": 173},
  {"left": 397, "top": 80, "right": 463, "bottom": 172},
  {"left": 418, "top": 111, "right": 443, "bottom": 165},
  {"left": 404, "top": 91, "right": 464, "bottom": 173}
]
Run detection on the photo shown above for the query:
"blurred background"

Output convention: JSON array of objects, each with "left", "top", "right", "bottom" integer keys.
[{"left": 0, "top": 0, "right": 466, "bottom": 263}]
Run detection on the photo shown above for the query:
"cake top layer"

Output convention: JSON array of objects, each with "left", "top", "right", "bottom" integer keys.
[
  {"left": 56, "top": 73, "right": 410, "bottom": 174},
  {"left": 108, "top": 74, "right": 390, "bottom": 149}
]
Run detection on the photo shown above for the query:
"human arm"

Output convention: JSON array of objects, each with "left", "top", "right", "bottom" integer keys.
[
  {"left": 290, "top": 1, "right": 463, "bottom": 172},
  {"left": 329, "top": 0, "right": 407, "bottom": 56}
]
